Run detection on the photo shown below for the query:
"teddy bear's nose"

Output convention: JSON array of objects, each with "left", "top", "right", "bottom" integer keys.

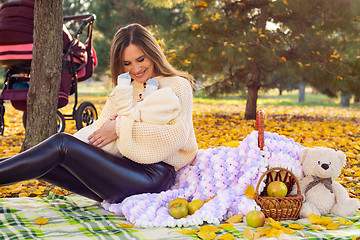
[{"left": 321, "top": 163, "right": 329, "bottom": 170}]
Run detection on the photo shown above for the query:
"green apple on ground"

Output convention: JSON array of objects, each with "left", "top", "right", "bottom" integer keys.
[
  {"left": 267, "top": 181, "right": 288, "bottom": 197},
  {"left": 246, "top": 210, "right": 265, "bottom": 228},
  {"left": 169, "top": 203, "right": 188, "bottom": 219},
  {"left": 188, "top": 199, "right": 205, "bottom": 215}
]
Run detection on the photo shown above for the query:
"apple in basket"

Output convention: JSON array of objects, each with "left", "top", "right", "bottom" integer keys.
[
  {"left": 169, "top": 203, "right": 188, "bottom": 219},
  {"left": 246, "top": 210, "right": 265, "bottom": 228},
  {"left": 267, "top": 181, "right": 288, "bottom": 197}
]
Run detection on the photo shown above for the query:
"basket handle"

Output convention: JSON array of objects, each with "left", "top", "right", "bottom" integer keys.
[
  {"left": 254, "top": 167, "right": 302, "bottom": 197},
  {"left": 255, "top": 109, "right": 264, "bottom": 150}
]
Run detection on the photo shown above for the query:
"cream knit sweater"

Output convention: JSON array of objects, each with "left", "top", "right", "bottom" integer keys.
[{"left": 76, "top": 75, "right": 198, "bottom": 171}]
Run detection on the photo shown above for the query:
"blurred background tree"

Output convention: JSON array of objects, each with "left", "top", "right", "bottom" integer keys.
[
  {"left": 1, "top": 0, "right": 360, "bottom": 113},
  {"left": 153, "top": 0, "right": 360, "bottom": 118}
]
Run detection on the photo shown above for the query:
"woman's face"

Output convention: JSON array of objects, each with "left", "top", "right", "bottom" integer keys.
[{"left": 122, "top": 44, "right": 155, "bottom": 83}]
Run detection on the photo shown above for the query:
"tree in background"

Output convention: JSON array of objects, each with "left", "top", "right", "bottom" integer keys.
[
  {"left": 21, "top": 0, "right": 63, "bottom": 151},
  {"left": 154, "top": 0, "right": 360, "bottom": 118},
  {"left": 327, "top": 23, "right": 360, "bottom": 106},
  {"left": 278, "top": 0, "right": 360, "bottom": 106}
]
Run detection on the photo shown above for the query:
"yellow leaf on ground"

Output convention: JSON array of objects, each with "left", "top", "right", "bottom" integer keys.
[
  {"left": 32, "top": 190, "right": 43, "bottom": 195},
  {"left": 34, "top": 218, "right": 49, "bottom": 225},
  {"left": 226, "top": 214, "right": 243, "bottom": 223},
  {"left": 244, "top": 185, "right": 255, "bottom": 199},
  {"left": 308, "top": 213, "right": 321, "bottom": 224},
  {"left": 219, "top": 223, "right": 234, "bottom": 229},
  {"left": 197, "top": 231, "right": 216, "bottom": 240},
  {"left": 268, "top": 220, "right": 282, "bottom": 229},
  {"left": 339, "top": 218, "right": 354, "bottom": 225},
  {"left": 288, "top": 223, "right": 305, "bottom": 229},
  {"left": 169, "top": 198, "right": 189, "bottom": 207},
  {"left": 265, "top": 228, "right": 283, "bottom": 238},
  {"left": 265, "top": 218, "right": 276, "bottom": 224},
  {"left": 283, "top": 228, "right": 296, "bottom": 234},
  {"left": 256, "top": 227, "right": 272, "bottom": 236},
  {"left": 243, "top": 227, "right": 260, "bottom": 240},
  {"left": 223, "top": 141, "right": 240, "bottom": 148},
  {"left": 118, "top": 222, "right": 135, "bottom": 228},
  {"left": 317, "top": 217, "right": 333, "bottom": 226},
  {"left": 179, "top": 228, "right": 197, "bottom": 235},
  {"left": 326, "top": 222, "right": 340, "bottom": 230},
  {"left": 18, "top": 192, "right": 30, "bottom": 197},
  {"left": 214, "top": 233, "right": 236, "bottom": 240},
  {"left": 205, "top": 195, "right": 217, "bottom": 203},
  {"left": 198, "top": 225, "right": 220, "bottom": 233}
]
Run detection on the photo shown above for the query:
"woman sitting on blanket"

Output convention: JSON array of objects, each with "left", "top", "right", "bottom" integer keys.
[{"left": 0, "top": 23, "right": 198, "bottom": 203}]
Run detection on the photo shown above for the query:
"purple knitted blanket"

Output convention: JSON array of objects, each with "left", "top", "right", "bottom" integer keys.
[{"left": 102, "top": 131, "right": 304, "bottom": 228}]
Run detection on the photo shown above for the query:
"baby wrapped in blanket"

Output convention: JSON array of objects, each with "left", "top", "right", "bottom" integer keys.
[{"left": 73, "top": 73, "right": 181, "bottom": 155}]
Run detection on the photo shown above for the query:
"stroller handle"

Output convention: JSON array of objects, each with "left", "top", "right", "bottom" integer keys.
[
  {"left": 63, "top": 14, "right": 96, "bottom": 23},
  {"left": 64, "top": 14, "right": 96, "bottom": 47}
]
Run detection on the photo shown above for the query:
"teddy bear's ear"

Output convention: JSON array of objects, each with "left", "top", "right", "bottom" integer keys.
[
  {"left": 337, "top": 150, "right": 346, "bottom": 167},
  {"left": 300, "top": 148, "right": 309, "bottom": 164}
]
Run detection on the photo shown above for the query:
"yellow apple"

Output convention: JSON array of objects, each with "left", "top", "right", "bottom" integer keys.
[
  {"left": 188, "top": 199, "right": 204, "bottom": 215},
  {"left": 169, "top": 203, "right": 188, "bottom": 219},
  {"left": 246, "top": 210, "right": 265, "bottom": 228},
  {"left": 267, "top": 181, "right": 288, "bottom": 197}
]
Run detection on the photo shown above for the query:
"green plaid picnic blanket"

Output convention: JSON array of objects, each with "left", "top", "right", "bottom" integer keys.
[{"left": 0, "top": 192, "right": 359, "bottom": 239}]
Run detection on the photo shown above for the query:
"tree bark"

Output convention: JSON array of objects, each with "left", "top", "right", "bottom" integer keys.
[
  {"left": 298, "top": 81, "right": 306, "bottom": 102},
  {"left": 245, "top": 64, "right": 261, "bottom": 120},
  {"left": 21, "top": 0, "right": 63, "bottom": 151},
  {"left": 354, "top": 95, "right": 359, "bottom": 103},
  {"left": 340, "top": 92, "right": 351, "bottom": 107}
]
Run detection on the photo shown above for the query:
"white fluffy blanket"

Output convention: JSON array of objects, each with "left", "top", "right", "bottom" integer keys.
[{"left": 102, "top": 131, "right": 304, "bottom": 228}]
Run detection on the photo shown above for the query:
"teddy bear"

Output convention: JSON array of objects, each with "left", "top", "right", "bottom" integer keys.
[{"left": 297, "top": 147, "right": 360, "bottom": 218}]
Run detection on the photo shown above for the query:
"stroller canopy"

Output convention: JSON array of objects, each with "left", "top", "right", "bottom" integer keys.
[
  {"left": 0, "top": 0, "right": 88, "bottom": 66},
  {"left": 0, "top": 0, "right": 34, "bottom": 45}
]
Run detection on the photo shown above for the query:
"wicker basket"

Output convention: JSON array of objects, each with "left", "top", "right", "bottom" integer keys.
[{"left": 254, "top": 109, "right": 303, "bottom": 221}]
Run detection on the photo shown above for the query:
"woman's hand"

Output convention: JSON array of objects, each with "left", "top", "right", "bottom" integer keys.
[{"left": 88, "top": 118, "right": 118, "bottom": 148}]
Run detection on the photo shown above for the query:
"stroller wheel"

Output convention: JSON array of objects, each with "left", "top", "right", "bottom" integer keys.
[
  {"left": 56, "top": 111, "right": 66, "bottom": 133},
  {"left": 23, "top": 110, "right": 66, "bottom": 133},
  {"left": 75, "top": 101, "right": 98, "bottom": 130}
]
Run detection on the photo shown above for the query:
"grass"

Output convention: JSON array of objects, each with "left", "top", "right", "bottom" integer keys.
[
  {"left": 2, "top": 78, "right": 358, "bottom": 109},
  {"left": 194, "top": 88, "right": 360, "bottom": 108}
]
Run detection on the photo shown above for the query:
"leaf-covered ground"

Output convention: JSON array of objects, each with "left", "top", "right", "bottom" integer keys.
[{"left": 0, "top": 98, "right": 359, "bottom": 201}]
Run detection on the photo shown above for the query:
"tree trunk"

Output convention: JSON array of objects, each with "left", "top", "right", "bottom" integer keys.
[
  {"left": 21, "top": 0, "right": 63, "bottom": 151},
  {"left": 298, "top": 81, "right": 305, "bottom": 102},
  {"left": 245, "top": 64, "right": 261, "bottom": 120},
  {"left": 354, "top": 96, "right": 359, "bottom": 103},
  {"left": 340, "top": 92, "right": 351, "bottom": 107}
]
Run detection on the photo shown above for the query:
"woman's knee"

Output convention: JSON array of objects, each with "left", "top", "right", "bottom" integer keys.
[
  {"left": 144, "top": 164, "right": 175, "bottom": 193},
  {"left": 43, "top": 133, "right": 83, "bottom": 158},
  {"left": 47, "top": 133, "right": 82, "bottom": 147}
]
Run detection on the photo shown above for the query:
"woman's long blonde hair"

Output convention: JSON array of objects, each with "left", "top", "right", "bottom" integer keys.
[{"left": 110, "top": 23, "right": 194, "bottom": 86}]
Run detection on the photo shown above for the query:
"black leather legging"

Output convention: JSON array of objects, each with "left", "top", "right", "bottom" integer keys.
[{"left": 0, "top": 133, "right": 176, "bottom": 203}]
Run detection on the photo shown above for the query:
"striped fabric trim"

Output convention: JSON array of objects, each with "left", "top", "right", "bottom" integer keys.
[
  {"left": 0, "top": 54, "right": 32, "bottom": 60},
  {"left": 58, "top": 92, "right": 69, "bottom": 99},
  {"left": 0, "top": 43, "right": 33, "bottom": 52},
  {"left": 0, "top": 44, "right": 33, "bottom": 60}
]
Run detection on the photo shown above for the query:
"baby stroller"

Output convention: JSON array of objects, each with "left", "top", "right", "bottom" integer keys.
[{"left": 0, "top": 0, "right": 98, "bottom": 135}]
